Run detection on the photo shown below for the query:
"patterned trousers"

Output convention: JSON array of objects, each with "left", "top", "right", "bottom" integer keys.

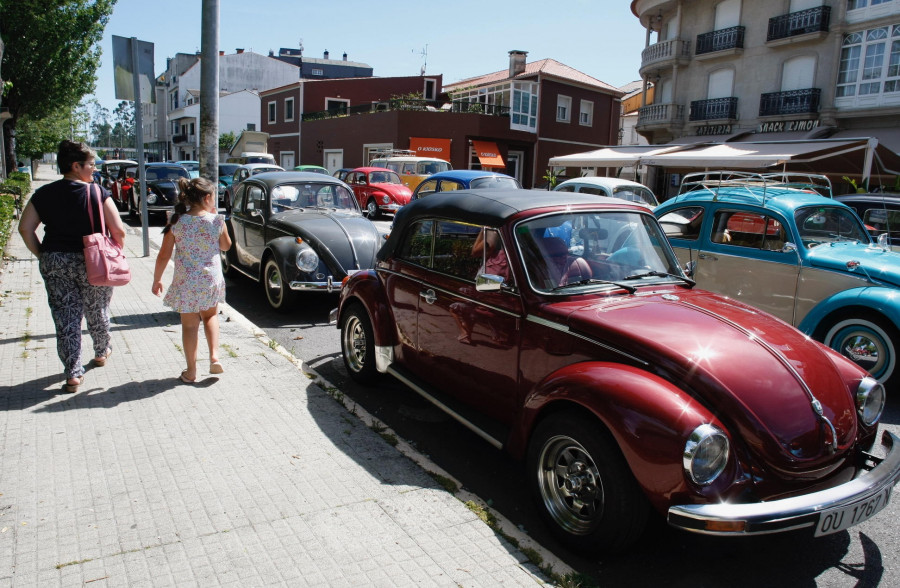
[{"left": 38, "top": 252, "right": 113, "bottom": 379}]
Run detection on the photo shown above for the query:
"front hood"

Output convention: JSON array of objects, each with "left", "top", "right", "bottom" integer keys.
[
  {"left": 271, "top": 211, "right": 380, "bottom": 274},
  {"left": 807, "top": 242, "right": 900, "bottom": 286},
  {"left": 373, "top": 184, "right": 412, "bottom": 204},
  {"left": 544, "top": 288, "right": 859, "bottom": 473}
]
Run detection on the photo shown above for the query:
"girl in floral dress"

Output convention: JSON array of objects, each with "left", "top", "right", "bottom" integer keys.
[{"left": 152, "top": 177, "right": 232, "bottom": 382}]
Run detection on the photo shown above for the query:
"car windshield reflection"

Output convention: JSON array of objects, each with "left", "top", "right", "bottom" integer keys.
[
  {"left": 270, "top": 183, "right": 359, "bottom": 213},
  {"left": 470, "top": 177, "right": 521, "bottom": 190},
  {"left": 516, "top": 211, "right": 684, "bottom": 292},
  {"left": 795, "top": 206, "right": 871, "bottom": 248}
]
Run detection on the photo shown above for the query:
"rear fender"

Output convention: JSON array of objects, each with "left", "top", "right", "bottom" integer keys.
[
  {"left": 798, "top": 286, "right": 900, "bottom": 335},
  {"left": 513, "top": 362, "right": 730, "bottom": 511},
  {"left": 337, "top": 271, "right": 396, "bottom": 347}
]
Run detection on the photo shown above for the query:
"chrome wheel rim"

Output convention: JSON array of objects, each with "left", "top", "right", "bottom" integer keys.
[
  {"left": 537, "top": 434, "right": 603, "bottom": 535},
  {"left": 266, "top": 263, "right": 283, "bottom": 306},
  {"left": 826, "top": 319, "right": 895, "bottom": 383},
  {"left": 367, "top": 200, "right": 377, "bottom": 217},
  {"left": 342, "top": 315, "right": 366, "bottom": 373}
]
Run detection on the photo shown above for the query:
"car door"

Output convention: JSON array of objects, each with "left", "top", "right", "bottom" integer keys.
[
  {"left": 411, "top": 221, "right": 522, "bottom": 422},
  {"left": 694, "top": 205, "right": 800, "bottom": 324},
  {"left": 230, "top": 182, "right": 267, "bottom": 275}
]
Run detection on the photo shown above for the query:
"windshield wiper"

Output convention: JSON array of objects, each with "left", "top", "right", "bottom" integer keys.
[
  {"left": 551, "top": 278, "right": 637, "bottom": 294},
  {"left": 621, "top": 270, "right": 695, "bottom": 287}
]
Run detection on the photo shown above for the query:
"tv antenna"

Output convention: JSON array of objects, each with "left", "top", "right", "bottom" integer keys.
[
  {"left": 298, "top": 39, "right": 304, "bottom": 56},
  {"left": 416, "top": 44, "right": 428, "bottom": 75}
]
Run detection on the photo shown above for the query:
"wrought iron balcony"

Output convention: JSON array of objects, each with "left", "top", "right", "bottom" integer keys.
[
  {"left": 696, "top": 26, "right": 745, "bottom": 55},
  {"left": 689, "top": 97, "right": 738, "bottom": 121},
  {"left": 640, "top": 38, "right": 692, "bottom": 70},
  {"left": 172, "top": 134, "right": 188, "bottom": 144},
  {"left": 759, "top": 88, "right": 821, "bottom": 116},
  {"left": 767, "top": 6, "right": 830, "bottom": 41},
  {"left": 637, "top": 103, "right": 685, "bottom": 127}
]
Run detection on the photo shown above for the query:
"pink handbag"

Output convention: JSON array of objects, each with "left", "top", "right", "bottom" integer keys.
[{"left": 83, "top": 183, "right": 131, "bottom": 286}]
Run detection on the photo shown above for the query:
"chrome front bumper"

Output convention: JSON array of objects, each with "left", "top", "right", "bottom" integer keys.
[
  {"left": 668, "top": 431, "right": 900, "bottom": 536},
  {"left": 290, "top": 277, "right": 340, "bottom": 293}
]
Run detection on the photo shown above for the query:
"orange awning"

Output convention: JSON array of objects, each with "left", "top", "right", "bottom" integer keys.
[
  {"left": 472, "top": 140, "right": 504, "bottom": 168},
  {"left": 409, "top": 137, "right": 451, "bottom": 161}
]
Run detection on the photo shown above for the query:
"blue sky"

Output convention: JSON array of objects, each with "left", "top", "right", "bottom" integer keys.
[{"left": 93, "top": 0, "right": 647, "bottom": 115}]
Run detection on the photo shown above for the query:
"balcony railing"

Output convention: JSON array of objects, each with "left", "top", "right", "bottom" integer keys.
[
  {"left": 696, "top": 26, "right": 745, "bottom": 55},
  {"left": 640, "top": 38, "right": 692, "bottom": 69},
  {"left": 172, "top": 134, "right": 188, "bottom": 144},
  {"left": 637, "top": 103, "right": 685, "bottom": 127},
  {"left": 767, "top": 6, "right": 831, "bottom": 41},
  {"left": 759, "top": 88, "right": 821, "bottom": 116},
  {"left": 690, "top": 97, "right": 738, "bottom": 121}
]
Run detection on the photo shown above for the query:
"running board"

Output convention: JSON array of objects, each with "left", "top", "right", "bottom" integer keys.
[{"left": 385, "top": 366, "right": 505, "bottom": 450}]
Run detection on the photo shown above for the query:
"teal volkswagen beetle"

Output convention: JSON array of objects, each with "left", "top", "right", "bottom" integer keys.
[{"left": 655, "top": 172, "right": 900, "bottom": 391}]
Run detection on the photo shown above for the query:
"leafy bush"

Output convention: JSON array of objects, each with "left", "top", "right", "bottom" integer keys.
[
  {"left": 0, "top": 190, "right": 17, "bottom": 258},
  {"left": 6, "top": 171, "right": 32, "bottom": 195}
]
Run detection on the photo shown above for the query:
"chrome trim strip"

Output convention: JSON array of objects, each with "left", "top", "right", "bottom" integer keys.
[
  {"left": 668, "top": 431, "right": 900, "bottom": 535},
  {"left": 525, "top": 315, "right": 649, "bottom": 366},
  {"left": 386, "top": 366, "right": 503, "bottom": 450},
  {"left": 289, "top": 280, "right": 337, "bottom": 292}
]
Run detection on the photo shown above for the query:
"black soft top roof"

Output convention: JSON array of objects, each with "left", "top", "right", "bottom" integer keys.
[{"left": 379, "top": 188, "right": 630, "bottom": 261}]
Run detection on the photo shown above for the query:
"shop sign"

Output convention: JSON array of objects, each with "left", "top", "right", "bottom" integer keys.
[
  {"left": 757, "top": 119, "right": 819, "bottom": 133},
  {"left": 696, "top": 125, "right": 732, "bottom": 136}
]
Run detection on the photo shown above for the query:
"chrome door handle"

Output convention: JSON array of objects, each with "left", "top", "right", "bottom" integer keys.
[
  {"left": 420, "top": 289, "right": 437, "bottom": 304},
  {"left": 699, "top": 252, "right": 717, "bottom": 261}
]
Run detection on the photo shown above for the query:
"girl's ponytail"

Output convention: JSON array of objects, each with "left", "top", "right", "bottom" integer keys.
[{"left": 162, "top": 177, "right": 194, "bottom": 234}]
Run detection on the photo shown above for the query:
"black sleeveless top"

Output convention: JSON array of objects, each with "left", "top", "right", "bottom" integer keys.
[{"left": 30, "top": 180, "right": 111, "bottom": 252}]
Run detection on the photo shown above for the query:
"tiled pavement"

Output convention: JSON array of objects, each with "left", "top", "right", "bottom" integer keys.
[{"left": 0, "top": 166, "right": 551, "bottom": 586}]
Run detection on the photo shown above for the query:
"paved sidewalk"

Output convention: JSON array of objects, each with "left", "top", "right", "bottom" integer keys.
[{"left": 0, "top": 166, "right": 549, "bottom": 586}]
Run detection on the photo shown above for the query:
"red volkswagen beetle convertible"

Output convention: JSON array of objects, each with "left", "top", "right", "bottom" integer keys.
[{"left": 333, "top": 189, "right": 899, "bottom": 553}]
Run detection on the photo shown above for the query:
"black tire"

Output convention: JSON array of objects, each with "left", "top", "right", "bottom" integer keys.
[
  {"left": 526, "top": 411, "right": 650, "bottom": 553},
  {"left": 220, "top": 247, "right": 235, "bottom": 278},
  {"left": 340, "top": 304, "right": 380, "bottom": 385},
  {"left": 127, "top": 193, "right": 138, "bottom": 220},
  {"left": 366, "top": 198, "right": 380, "bottom": 219},
  {"left": 263, "top": 257, "right": 297, "bottom": 312},
  {"left": 820, "top": 313, "right": 899, "bottom": 392}
]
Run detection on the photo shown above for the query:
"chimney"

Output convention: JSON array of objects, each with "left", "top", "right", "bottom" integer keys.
[
  {"left": 324, "top": 50, "right": 329, "bottom": 59},
  {"left": 236, "top": 48, "right": 244, "bottom": 54},
  {"left": 219, "top": 51, "right": 225, "bottom": 56},
  {"left": 508, "top": 50, "right": 527, "bottom": 78},
  {"left": 343, "top": 52, "right": 347, "bottom": 61}
]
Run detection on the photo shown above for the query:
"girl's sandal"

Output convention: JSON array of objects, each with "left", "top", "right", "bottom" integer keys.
[
  {"left": 179, "top": 370, "right": 196, "bottom": 384},
  {"left": 63, "top": 376, "right": 84, "bottom": 394},
  {"left": 93, "top": 348, "right": 112, "bottom": 367},
  {"left": 209, "top": 361, "right": 224, "bottom": 374}
]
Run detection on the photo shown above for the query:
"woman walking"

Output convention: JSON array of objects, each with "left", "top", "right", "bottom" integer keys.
[
  {"left": 152, "top": 177, "right": 232, "bottom": 383},
  {"left": 18, "top": 140, "right": 126, "bottom": 393}
]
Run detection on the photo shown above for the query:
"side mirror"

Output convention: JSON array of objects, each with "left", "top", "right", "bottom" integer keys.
[
  {"left": 683, "top": 260, "right": 695, "bottom": 278},
  {"left": 781, "top": 242, "right": 798, "bottom": 254},
  {"left": 475, "top": 273, "right": 504, "bottom": 292},
  {"left": 877, "top": 233, "right": 890, "bottom": 249}
]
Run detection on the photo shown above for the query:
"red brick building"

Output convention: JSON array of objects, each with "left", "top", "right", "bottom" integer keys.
[{"left": 261, "top": 51, "right": 623, "bottom": 188}]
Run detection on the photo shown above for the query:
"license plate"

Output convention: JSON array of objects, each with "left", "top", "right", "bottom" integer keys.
[{"left": 814, "top": 486, "right": 893, "bottom": 536}]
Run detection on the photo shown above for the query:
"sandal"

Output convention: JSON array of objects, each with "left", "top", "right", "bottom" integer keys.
[
  {"left": 179, "top": 370, "right": 196, "bottom": 384},
  {"left": 63, "top": 376, "right": 84, "bottom": 393},
  {"left": 93, "top": 348, "right": 112, "bottom": 367},
  {"left": 209, "top": 361, "right": 224, "bottom": 374}
]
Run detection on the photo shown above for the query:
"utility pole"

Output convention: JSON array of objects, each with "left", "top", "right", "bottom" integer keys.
[{"left": 200, "top": 0, "right": 219, "bottom": 184}]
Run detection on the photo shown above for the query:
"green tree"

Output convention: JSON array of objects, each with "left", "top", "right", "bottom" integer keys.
[
  {"left": 111, "top": 100, "right": 134, "bottom": 148},
  {"left": 219, "top": 131, "right": 237, "bottom": 153},
  {"left": 0, "top": 0, "right": 117, "bottom": 170},
  {"left": 15, "top": 108, "right": 75, "bottom": 162}
]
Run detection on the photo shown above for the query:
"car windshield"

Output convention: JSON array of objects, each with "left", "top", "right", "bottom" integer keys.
[
  {"left": 369, "top": 171, "right": 402, "bottom": 184},
  {"left": 516, "top": 211, "right": 684, "bottom": 293},
  {"left": 252, "top": 166, "right": 282, "bottom": 175},
  {"left": 794, "top": 205, "right": 871, "bottom": 247},
  {"left": 470, "top": 176, "right": 520, "bottom": 190},
  {"left": 270, "top": 183, "right": 359, "bottom": 213},
  {"left": 142, "top": 167, "right": 189, "bottom": 181},
  {"left": 611, "top": 185, "right": 659, "bottom": 208},
  {"left": 178, "top": 162, "right": 199, "bottom": 171},
  {"left": 219, "top": 164, "right": 240, "bottom": 177}
]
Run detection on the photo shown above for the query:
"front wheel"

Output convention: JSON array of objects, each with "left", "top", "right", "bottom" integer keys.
[
  {"left": 340, "top": 305, "right": 380, "bottom": 384},
  {"left": 366, "top": 199, "right": 380, "bottom": 219},
  {"left": 823, "top": 316, "right": 898, "bottom": 390},
  {"left": 263, "top": 257, "right": 297, "bottom": 312},
  {"left": 526, "top": 412, "right": 649, "bottom": 553},
  {"left": 220, "top": 247, "right": 235, "bottom": 278}
]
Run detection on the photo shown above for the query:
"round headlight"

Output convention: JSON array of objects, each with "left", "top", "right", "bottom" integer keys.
[
  {"left": 856, "top": 377, "right": 885, "bottom": 426},
  {"left": 381, "top": 195, "right": 390, "bottom": 204},
  {"left": 683, "top": 424, "right": 729, "bottom": 486},
  {"left": 296, "top": 247, "right": 319, "bottom": 273},
  {"left": 146, "top": 191, "right": 157, "bottom": 204}
]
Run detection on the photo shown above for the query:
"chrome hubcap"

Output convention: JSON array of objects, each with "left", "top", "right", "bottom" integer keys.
[
  {"left": 343, "top": 316, "right": 366, "bottom": 372},
  {"left": 538, "top": 435, "right": 603, "bottom": 535}
]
